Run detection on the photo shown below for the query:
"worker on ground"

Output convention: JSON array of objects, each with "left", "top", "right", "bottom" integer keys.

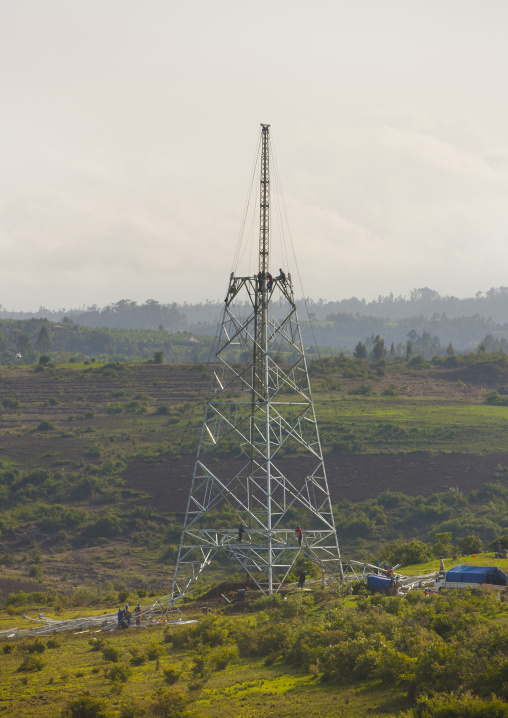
[
  {"left": 267, "top": 272, "right": 273, "bottom": 291},
  {"left": 238, "top": 523, "right": 246, "bottom": 542},
  {"left": 298, "top": 570, "right": 307, "bottom": 589},
  {"left": 237, "top": 587, "right": 247, "bottom": 602},
  {"left": 117, "top": 607, "right": 124, "bottom": 626},
  {"left": 134, "top": 603, "right": 141, "bottom": 625},
  {"left": 295, "top": 525, "right": 303, "bottom": 546},
  {"left": 123, "top": 605, "right": 131, "bottom": 626},
  {"left": 278, "top": 268, "right": 286, "bottom": 285}
]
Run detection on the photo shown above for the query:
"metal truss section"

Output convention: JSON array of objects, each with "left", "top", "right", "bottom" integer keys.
[{"left": 171, "top": 270, "right": 343, "bottom": 599}]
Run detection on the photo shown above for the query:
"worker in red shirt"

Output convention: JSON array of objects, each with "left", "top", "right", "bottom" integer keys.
[{"left": 295, "top": 525, "right": 303, "bottom": 547}]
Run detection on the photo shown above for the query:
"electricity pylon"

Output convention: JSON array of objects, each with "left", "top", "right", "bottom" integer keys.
[{"left": 171, "top": 124, "right": 342, "bottom": 599}]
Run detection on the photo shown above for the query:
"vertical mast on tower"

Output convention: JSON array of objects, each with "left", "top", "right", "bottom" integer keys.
[{"left": 170, "top": 125, "right": 342, "bottom": 600}]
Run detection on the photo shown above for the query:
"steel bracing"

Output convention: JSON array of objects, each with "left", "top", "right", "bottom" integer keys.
[{"left": 170, "top": 125, "right": 343, "bottom": 600}]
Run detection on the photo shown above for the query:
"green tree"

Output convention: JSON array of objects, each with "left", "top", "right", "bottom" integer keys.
[
  {"left": 447, "top": 342, "right": 455, "bottom": 356},
  {"left": 456, "top": 535, "right": 483, "bottom": 555},
  {"left": 434, "top": 531, "right": 453, "bottom": 558},
  {"left": 36, "top": 324, "right": 52, "bottom": 353},
  {"left": 406, "top": 340, "right": 413, "bottom": 361},
  {"left": 16, "top": 333, "right": 32, "bottom": 355},
  {"left": 353, "top": 342, "right": 367, "bottom": 359},
  {"left": 153, "top": 351, "right": 164, "bottom": 364},
  {"left": 371, "top": 335, "right": 386, "bottom": 363}
]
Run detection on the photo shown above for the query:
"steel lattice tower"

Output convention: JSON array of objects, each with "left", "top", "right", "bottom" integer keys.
[{"left": 171, "top": 125, "right": 342, "bottom": 599}]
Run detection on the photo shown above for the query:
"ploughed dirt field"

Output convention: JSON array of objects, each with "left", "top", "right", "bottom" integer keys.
[{"left": 122, "top": 451, "right": 508, "bottom": 512}]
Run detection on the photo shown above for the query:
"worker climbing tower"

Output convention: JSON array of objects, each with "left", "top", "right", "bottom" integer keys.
[{"left": 171, "top": 125, "right": 342, "bottom": 599}]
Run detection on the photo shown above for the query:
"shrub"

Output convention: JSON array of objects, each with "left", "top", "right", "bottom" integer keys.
[
  {"left": 190, "top": 653, "right": 210, "bottom": 679},
  {"left": 36, "top": 420, "right": 54, "bottom": 432},
  {"left": 28, "top": 564, "right": 43, "bottom": 579},
  {"left": 89, "top": 637, "right": 105, "bottom": 652},
  {"left": 6, "top": 590, "right": 51, "bottom": 607},
  {"left": 146, "top": 641, "right": 165, "bottom": 660},
  {"left": 407, "top": 691, "right": 508, "bottom": 717},
  {"left": 163, "top": 666, "right": 182, "bottom": 685},
  {"left": 101, "top": 644, "right": 121, "bottom": 662},
  {"left": 17, "top": 655, "right": 45, "bottom": 672},
  {"left": 118, "top": 698, "right": 145, "bottom": 718},
  {"left": 105, "top": 664, "right": 131, "bottom": 682},
  {"left": 211, "top": 645, "right": 238, "bottom": 670},
  {"left": 25, "top": 639, "right": 45, "bottom": 654},
  {"left": 148, "top": 688, "right": 190, "bottom": 718},
  {"left": 349, "top": 384, "right": 377, "bottom": 396},
  {"left": 485, "top": 392, "right": 508, "bottom": 406},
  {"left": 46, "top": 638, "right": 61, "bottom": 649},
  {"left": 62, "top": 695, "right": 109, "bottom": 718},
  {"left": 382, "top": 386, "right": 399, "bottom": 396},
  {"left": 127, "top": 645, "right": 147, "bottom": 666}
]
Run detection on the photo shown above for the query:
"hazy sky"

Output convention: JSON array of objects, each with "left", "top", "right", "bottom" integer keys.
[{"left": 1, "top": 0, "right": 508, "bottom": 310}]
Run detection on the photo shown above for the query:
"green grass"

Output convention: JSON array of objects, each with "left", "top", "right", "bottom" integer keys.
[{"left": 315, "top": 396, "right": 508, "bottom": 454}]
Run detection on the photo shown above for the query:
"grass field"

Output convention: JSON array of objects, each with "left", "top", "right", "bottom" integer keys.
[{"left": 317, "top": 395, "right": 508, "bottom": 453}]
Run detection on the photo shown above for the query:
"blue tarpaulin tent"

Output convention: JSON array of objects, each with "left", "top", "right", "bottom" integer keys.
[
  {"left": 445, "top": 565, "right": 507, "bottom": 585},
  {"left": 367, "top": 574, "right": 394, "bottom": 592}
]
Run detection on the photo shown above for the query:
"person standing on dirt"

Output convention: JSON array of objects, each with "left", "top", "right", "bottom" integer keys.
[
  {"left": 298, "top": 570, "right": 307, "bottom": 589},
  {"left": 123, "top": 605, "right": 131, "bottom": 626},
  {"left": 237, "top": 587, "right": 247, "bottom": 602},
  {"left": 134, "top": 604, "right": 141, "bottom": 625},
  {"left": 295, "top": 526, "right": 303, "bottom": 547},
  {"left": 117, "top": 607, "right": 124, "bottom": 626}
]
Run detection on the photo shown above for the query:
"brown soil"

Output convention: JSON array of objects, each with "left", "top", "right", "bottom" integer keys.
[
  {"left": 122, "top": 451, "right": 508, "bottom": 511},
  {"left": 0, "top": 578, "right": 45, "bottom": 601}
]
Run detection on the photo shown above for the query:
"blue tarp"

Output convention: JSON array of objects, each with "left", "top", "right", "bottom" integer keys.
[
  {"left": 367, "top": 574, "right": 394, "bottom": 592},
  {"left": 445, "top": 565, "right": 507, "bottom": 585}
]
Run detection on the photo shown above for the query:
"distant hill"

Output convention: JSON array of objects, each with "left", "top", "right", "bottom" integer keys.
[{"left": 3, "top": 286, "right": 508, "bottom": 353}]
